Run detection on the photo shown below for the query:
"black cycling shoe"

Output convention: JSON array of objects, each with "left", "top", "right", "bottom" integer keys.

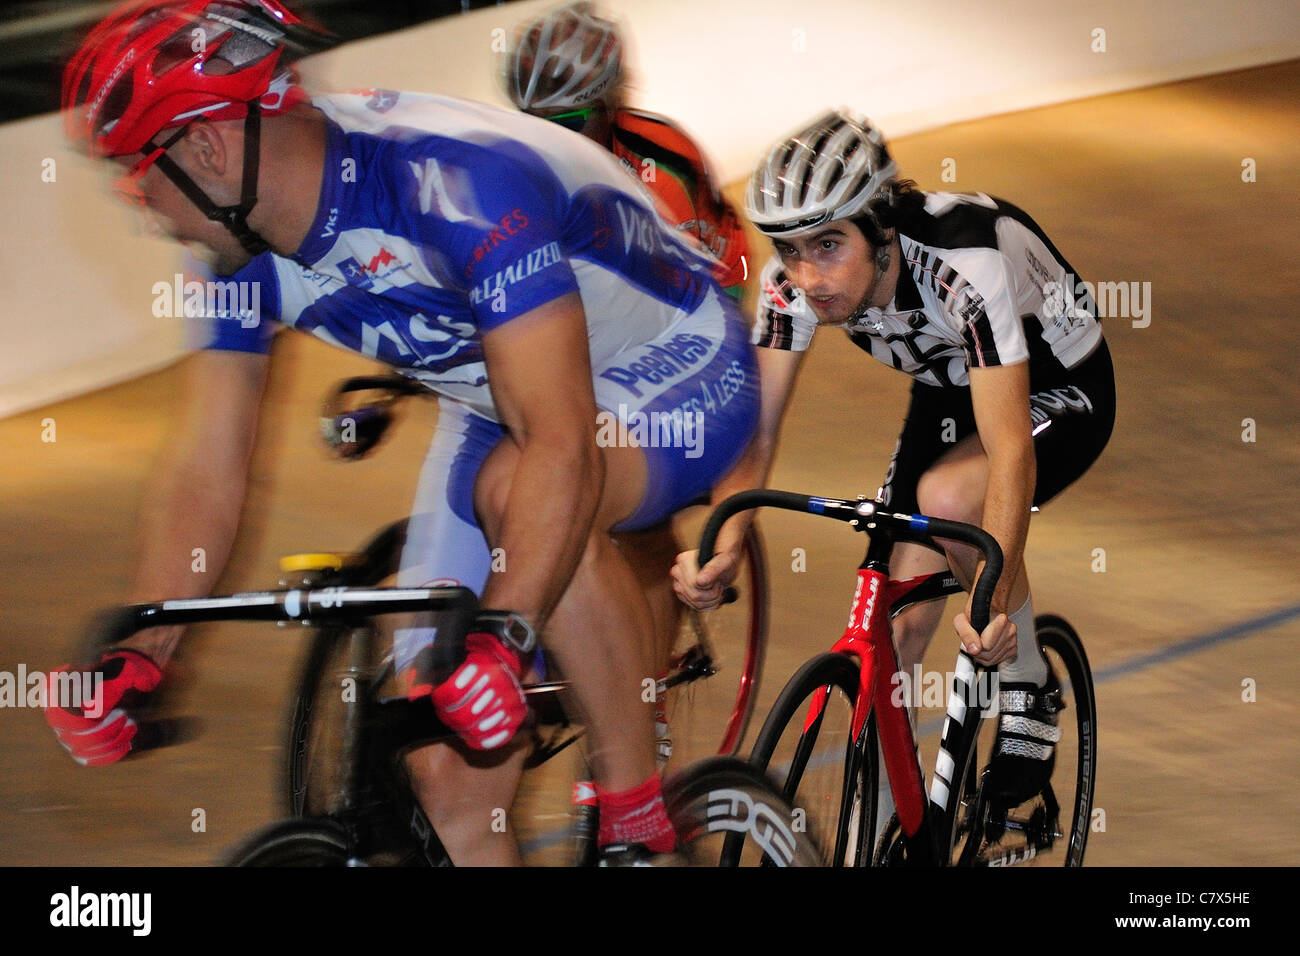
[
  {"left": 984, "top": 666, "right": 1065, "bottom": 807},
  {"left": 596, "top": 843, "right": 656, "bottom": 867},
  {"left": 596, "top": 842, "right": 684, "bottom": 867}
]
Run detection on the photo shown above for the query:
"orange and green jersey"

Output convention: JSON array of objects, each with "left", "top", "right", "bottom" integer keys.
[{"left": 609, "top": 108, "right": 749, "bottom": 297}]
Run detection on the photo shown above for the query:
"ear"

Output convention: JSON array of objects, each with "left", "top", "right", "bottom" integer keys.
[{"left": 179, "top": 120, "right": 231, "bottom": 179}]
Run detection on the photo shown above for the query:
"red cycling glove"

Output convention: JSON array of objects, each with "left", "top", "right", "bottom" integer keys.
[
  {"left": 43, "top": 648, "right": 162, "bottom": 767},
  {"left": 413, "top": 633, "right": 528, "bottom": 751}
]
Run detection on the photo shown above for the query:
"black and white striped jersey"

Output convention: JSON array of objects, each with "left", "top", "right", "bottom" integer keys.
[{"left": 751, "top": 191, "right": 1103, "bottom": 388}]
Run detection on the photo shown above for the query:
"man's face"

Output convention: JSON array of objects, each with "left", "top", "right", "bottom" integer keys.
[
  {"left": 772, "top": 221, "right": 873, "bottom": 324},
  {"left": 111, "top": 126, "right": 253, "bottom": 276}
]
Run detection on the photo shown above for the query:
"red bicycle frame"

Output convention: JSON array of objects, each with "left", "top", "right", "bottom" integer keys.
[{"left": 699, "top": 489, "right": 1002, "bottom": 865}]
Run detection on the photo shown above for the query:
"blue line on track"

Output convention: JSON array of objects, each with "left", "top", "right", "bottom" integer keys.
[
  {"left": 1088, "top": 601, "right": 1300, "bottom": 683},
  {"left": 916, "top": 600, "right": 1300, "bottom": 735}
]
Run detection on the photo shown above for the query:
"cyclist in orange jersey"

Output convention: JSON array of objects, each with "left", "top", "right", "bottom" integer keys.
[{"left": 504, "top": 1, "right": 749, "bottom": 300}]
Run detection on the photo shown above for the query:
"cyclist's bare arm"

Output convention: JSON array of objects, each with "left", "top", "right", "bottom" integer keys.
[
  {"left": 475, "top": 291, "right": 604, "bottom": 630},
  {"left": 122, "top": 348, "right": 270, "bottom": 665},
  {"left": 963, "top": 361, "right": 1034, "bottom": 612},
  {"left": 949, "top": 360, "right": 1033, "bottom": 663},
  {"left": 672, "top": 346, "right": 803, "bottom": 608}
]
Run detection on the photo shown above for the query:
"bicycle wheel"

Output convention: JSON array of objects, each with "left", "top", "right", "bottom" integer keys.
[
  {"left": 286, "top": 624, "right": 377, "bottom": 818},
  {"left": 745, "top": 652, "right": 875, "bottom": 866},
  {"left": 665, "top": 756, "right": 823, "bottom": 866},
  {"left": 224, "top": 817, "right": 353, "bottom": 867},
  {"left": 659, "top": 513, "right": 768, "bottom": 769},
  {"left": 941, "top": 615, "right": 1097, "bottom": 866},
  {"left": 284, "top": 533, "right": 403, "bottom": 817}
]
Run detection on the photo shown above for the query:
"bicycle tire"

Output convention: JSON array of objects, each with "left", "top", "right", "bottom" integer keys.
[
  {"left": 286, "top": 624, "right": 368, "bottom": 818},
  {"left": 1034, "top": 614, "right": 1097, "bottom": 866},
  {"left": 665, "top": 756, "right": 823, "bottom": 866},
  {"left": 224, "top": 817, "right": 353, "bottom": 867},
  {"left": 939, "top": 614, "right": 1097, "bottom": 866},
  {"left": 745, "top": 652, "right": 875, "bottom": 866},
  {"left": 284, "top": 530, "right": 402, "bottom": 818},
  {"left": 659, "top": 515, "right": 769, "bottom": 767}
]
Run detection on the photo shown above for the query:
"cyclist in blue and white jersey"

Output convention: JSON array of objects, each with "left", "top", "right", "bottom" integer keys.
[
  {"left": 48, "top": 0, "right": 757, "bottom": 866},
  {"left": 674, "top": 111, "right": 1115, "bottom": 813}
]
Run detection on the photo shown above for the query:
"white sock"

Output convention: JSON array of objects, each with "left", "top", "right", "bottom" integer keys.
[{"left": 996, "top": 594, "right": 1048, "bottom": 686}]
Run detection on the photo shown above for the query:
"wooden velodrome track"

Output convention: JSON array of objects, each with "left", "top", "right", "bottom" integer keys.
[{"left": 2, "top": 61, "right": 1297, "bottom": 866}]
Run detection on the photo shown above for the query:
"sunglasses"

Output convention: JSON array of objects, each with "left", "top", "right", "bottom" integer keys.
[
  {"left": 113, "top": 124, "right": 190, "bottom": 206},
  {"left": 544, "top": 106, "right": 597, "bottom": 133}
]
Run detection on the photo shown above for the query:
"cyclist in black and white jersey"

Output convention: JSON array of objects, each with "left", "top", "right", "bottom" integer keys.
[{"left": 673, "top": 111, "right": 1115, "bottom": 809}]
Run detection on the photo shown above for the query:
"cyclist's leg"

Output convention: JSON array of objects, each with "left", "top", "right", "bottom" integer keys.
[
  {"left": 612, "top": 521, "right": 682, "bottom": 681},
  {"left": 915, "top": 431, "right": 1031, "bottom": 611},
  {"left": 612, "top": 521, "right": 681, "bottom": 768},
  {"left": 472, "top": 436, "right": 660, "bottom": 795},
  {"left": 878, "top": 378, "right": 980, "bottom": 671},
  {"left": 401, "top": 435, "right": 658, "bottom": 866},
  {"left": 393, "top": 399, "right": 530, "bottom": 866},
  {"left": 555, "top": 292, "right": 759, "bottom": 850},
  {"left": 403, "top": 738, "right": 532, "bottom": 866},
  {"left": 481, "top": 297, "right": 759, "bottom": 792},
  {"left": 913, "top": 340, "right": 1117, "bottom": 649},
  {"left": 912, "top": 345, "right": 1116, "bottom": 802},
  {"left": 888, "top": 542, "right": 952, "bottom": 672}
]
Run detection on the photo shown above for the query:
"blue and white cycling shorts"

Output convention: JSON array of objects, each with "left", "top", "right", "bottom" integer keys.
[{"left": 394, "top": 290, "right": 758, "bottom": 671}]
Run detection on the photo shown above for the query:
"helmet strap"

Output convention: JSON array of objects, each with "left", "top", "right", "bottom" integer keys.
[{"left": 151, "top": 103, "right": 270, "bottom": 256}]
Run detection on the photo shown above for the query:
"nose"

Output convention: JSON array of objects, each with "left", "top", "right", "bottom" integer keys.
[
  {"left": 787, "top": 259, "right": 816, "bottom": 294},
  {"left": 784, "top": 258, "right": 804, "bottom": 285}
]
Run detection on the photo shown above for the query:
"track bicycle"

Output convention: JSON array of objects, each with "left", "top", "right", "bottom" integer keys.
[
  {"left": 268, "top": 514, "right": 768, "bottom": 865},
  {"left": 78, "top": 565, "right": 819, "bottom": 866},
  {"left": 701, "top": 489, "right": 1096, "bottom": 867}
]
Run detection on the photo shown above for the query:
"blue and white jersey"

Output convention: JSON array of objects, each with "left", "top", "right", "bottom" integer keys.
[{"left": 197, "top": 89, "right": 722, "bottom": 421}]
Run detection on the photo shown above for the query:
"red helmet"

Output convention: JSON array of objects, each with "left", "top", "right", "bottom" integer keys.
[{"left": 63, "top": 0, "right": 331, "bottom": 158}]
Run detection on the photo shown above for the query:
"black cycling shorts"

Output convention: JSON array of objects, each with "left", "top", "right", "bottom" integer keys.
[{"left": 878, "top": 339, "right": 1115, "bottom": 518}]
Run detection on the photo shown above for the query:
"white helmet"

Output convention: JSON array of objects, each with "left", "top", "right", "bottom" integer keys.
[
  {"left": 746, "top": 110, "right": 899, "bottom": 237},
  {"left": 505, "top": 2, "right": 623, "bottom": 112}
]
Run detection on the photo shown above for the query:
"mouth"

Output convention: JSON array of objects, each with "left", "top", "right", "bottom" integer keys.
[{"left": 807, "top": 294, "right": 838, "bottom": 310}]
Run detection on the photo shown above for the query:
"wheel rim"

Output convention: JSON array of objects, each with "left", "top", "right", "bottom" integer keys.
[{"left": 748, "top": 654, "right": 867, "bottom": 866}]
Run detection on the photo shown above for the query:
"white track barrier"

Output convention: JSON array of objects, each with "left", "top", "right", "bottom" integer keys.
[{"left": 4, "top": 0, "right": 1298, "bottom": 417}]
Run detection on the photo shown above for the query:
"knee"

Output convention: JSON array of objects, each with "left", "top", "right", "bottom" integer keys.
[
  {"left": 890, "top": 609, "right": 935, "bottom": 670},
  {"left": 916, "top": 467, "right": 983, "bottom": 525}
]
